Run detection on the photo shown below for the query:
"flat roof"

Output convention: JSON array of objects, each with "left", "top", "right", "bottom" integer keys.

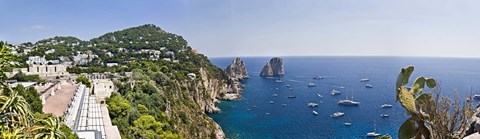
[{"left": 41, "top": 82, "right": 78, "bottom": 117}]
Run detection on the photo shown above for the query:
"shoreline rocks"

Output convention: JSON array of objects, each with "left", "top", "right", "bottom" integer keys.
[
  {"left": 223, "top": 57, "right": 248, "bottom": 100},
  {"left": 260, "top": 57, "right": 284, "bottom": 77}
]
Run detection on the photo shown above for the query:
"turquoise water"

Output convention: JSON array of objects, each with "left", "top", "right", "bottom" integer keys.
[{"left": 209, "top": 56, "right": 480, "bottom": 139}]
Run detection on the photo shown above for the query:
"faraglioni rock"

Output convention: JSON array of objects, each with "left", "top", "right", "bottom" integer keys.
[
  {"left": 225, "top": 57, "right": 249, "bottom": 80},
  {"left": 260, "top": 57, "right": 284, "bottom": 77}
]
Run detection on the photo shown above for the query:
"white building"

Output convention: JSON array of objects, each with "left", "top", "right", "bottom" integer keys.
[
  {"left": 106, "top": 63, "right": 118, "bottom": 67},
  {"left": 27, "top": 56, "right": 47, "bottom": 65}
]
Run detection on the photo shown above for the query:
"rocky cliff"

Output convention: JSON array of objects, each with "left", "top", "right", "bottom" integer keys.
[
  {"left": 225, "top": 57, "right": 249, "bottom": 80},
  {"left": 223, "top": 57, "right": 248, "bottom": 100},
  {"left": 260, "top": 57, "right": 284, "bottom": 77},
  {"left": 465, "top": 105, "right": 480, "bottom": 138}
]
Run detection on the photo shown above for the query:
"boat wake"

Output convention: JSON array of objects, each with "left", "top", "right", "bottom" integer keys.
[{"left": 288, "top": 79, "right": 305, "bottom": 83}]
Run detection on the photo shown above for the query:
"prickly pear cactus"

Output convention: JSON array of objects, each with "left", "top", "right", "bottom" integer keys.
[{"left": 395, "top": 66, "right": 436, "bottom": 139}]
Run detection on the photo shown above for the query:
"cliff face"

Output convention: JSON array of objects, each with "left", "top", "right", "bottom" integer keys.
[
  {"left": 223, "top": 58, "right": 248, "bottom": 101},
  {"left": 225, "top": 57, "right": 248, "bottom": 80},
  {"left": 260, "top": 57, "right": 284, "bottom": 77},
  {"left": 465, "top": 106, "right": 480, "bottom": 138}
]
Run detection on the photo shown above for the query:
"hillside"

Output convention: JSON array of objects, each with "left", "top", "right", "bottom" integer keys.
[{"left": 15, "top": 24, "right": 239, "bottom": 138}]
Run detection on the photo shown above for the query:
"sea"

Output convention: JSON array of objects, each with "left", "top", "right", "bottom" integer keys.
[{"left": 208, "top": 56, "right": 480, "bottom": 139}]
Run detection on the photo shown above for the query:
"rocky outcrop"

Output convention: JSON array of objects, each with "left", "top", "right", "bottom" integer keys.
[
  {"left": 465, "top": 105, "right": 480, "bottom": 138},
  {"left": 196, "top": 68, "right": 228, "bottom": 113},
  {"left": 225, "top": 57, "right": 248, "bottom": 80},
  {"left": 260, "top": 57, "right": 284, "bottom": 77},
  {"left": 223, "top": 58, "right": 248, "bottom": 100}
]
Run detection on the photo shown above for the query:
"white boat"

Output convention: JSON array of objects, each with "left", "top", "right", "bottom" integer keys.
[
  {"left": 313, "top": 76, "right": 323, "bottom": 80},
  {"left": 282, "top": 104, "right": 287, "bottom": 107},
  {"left": 286, "top": 84, "right": 291, "bottom": 87},
  {"left": 312, "top": 111, "right": 318, "bottom": 115},
  {"left": 272, "top": 94, "right": 278, "bottom": 97},
  {"left": 317, "top": 94, "right": 323, "bottom": 97},
  {"left": 365, "top": 84, "right": 373, "bottom": 88},
  {"left": 307, "top": 83, "right": 317, "bottom": 87},
  {"left": 287, "top": 95, "right": 296, "bottom": 98},
  {"left": 338, "top": 98, "right": 360, "bottom": 106},
  {"left": 331, "top": 89, "right": 341, "bottom": 96},
  {"left": 360, "top": 78, "right": 370, "bottom": 82},
  {"left": 367, "top": 132, "right": 381, "bottom": 137},
  {"left": 380, "top": 113, "right": 389, "bottom": 118},
  {"left": 344, "top": 122, "right": 352, "bottom": 126},
  {"left": 381, "top": 104, "right": 393, "bottom": 108},
  {"left": 344, "top": 118, "right": 352, "bottom": 126},
  {"left": 275, "top": 80, "right": 284, "bottom": 83},
  {"left": 307, "top": 102, "right": 319, "bottom": 107},
  {"left": 331, "top": 112, "right": 345, "bottom": 118},
  {"left": 367, "top": 120, "right": 381, "bottom": 137},
  {"left": 269, "top": 101, "right": 275, "bottom": 104}
]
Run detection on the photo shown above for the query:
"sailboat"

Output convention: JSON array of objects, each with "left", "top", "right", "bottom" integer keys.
[
  {"left": 366, "top": 120, "right": 381, "bottom": 137},
  {"left": 380, "top": 109, "right": 389, "bottom": 118},
  {"left": 337, "top": 89, "right": 360, "bottom": 106},
  {"left": 287, "top": 87, "right": 296, "bottom": 98}
]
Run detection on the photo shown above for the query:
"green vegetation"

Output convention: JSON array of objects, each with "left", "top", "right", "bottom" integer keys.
[
  {"left": 392, "top": 66, "right": 473, "bottom": 139},
  {"left": 5, "top": 25, "right": 231, "bottom": 139},
  {"left": 0, "top": 42, "right": 78, "bottom": 138},
  {"left": 75, "top": 76, "right": 91, "bottom": 88},
  {"left": 2, "top": 85, "right": 43, "bottom": 113},
  {"left": 106, "top": 91, "right": 181, "bottom": 139},
  {"left": 9, "top": 71, "right": 44, "bottom": 83}
]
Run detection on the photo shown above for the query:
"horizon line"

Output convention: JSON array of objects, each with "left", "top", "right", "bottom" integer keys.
[{"left": 207, "top": 55, "right": 480, "bottom": 59}]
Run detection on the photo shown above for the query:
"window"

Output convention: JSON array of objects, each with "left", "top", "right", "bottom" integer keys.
[
  {"left": 46, "top": 67, "right": 48, "bottom": 72},
  {"left": 37, "top": 67, "right": 39, "bottom": 72}
]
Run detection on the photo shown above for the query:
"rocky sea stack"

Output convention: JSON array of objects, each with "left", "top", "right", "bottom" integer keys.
[
  {"left": 222, "top": 57, "right": 248, "bottom": 101},
  {"left": 260, "top": 57, "right": 284, "bottom": 77},
  {"left": 225, "top": 57, "right": 249, "bottom": 80}
]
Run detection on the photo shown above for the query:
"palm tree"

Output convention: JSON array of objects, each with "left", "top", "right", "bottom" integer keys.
[
  {"left": 0, "top": 127, "right": 24, "bottom": 139},
  {"left": 33, "top": 116, "right": 66, "bottom": 139},
  {"left": 0, "top": 89, "right": 34, "bottom": 132}
]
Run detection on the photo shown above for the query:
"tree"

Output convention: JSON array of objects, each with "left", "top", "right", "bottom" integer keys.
[
  {"left": 0, "top": 41, "right": 75, "bottom": 139},
  {"left": 75, "top": 76, "right": 91, "bottom": 88},
  {"left": 132, "top": 115, "right": 164, "bottom": 139},
  {"left": 0, "top": 41, "right": 15, "bottom": 84},
  {"left": 33, "top": 116, "right": 66, "bottom": 139},
  {"left": 137, "top": 104, "right": 148, "bottom": 114},
  {"left": 12, "top": 85, "right": 43, "bottom": 113},
  {"left": 106, "top": 92, "right": 131, "bottom": 118},
  {"left": 10, "top": 71, "right": 44, "bottom": 83}
]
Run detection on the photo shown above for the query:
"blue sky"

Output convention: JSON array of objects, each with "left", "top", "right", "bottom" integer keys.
[{"left": 1, "top": 0, "right": 480, "bottom": 57}]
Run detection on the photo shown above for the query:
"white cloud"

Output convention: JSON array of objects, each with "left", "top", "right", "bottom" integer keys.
[
  {"left": 21, "top": 25, "right": 52, "bottom": 31},
  {"left": 30, "top": 25, "right": 51, "bottom": 30}
]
